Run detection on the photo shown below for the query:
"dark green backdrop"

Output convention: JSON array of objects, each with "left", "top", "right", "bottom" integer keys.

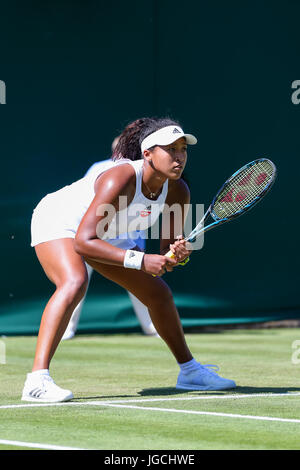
[{"left": 1, "top": 0, "right": 299, "bottom": 335}]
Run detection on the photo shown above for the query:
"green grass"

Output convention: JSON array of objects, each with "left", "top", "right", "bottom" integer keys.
[{"left": 0, "top": 328, "right": 300, "bottom": 450}]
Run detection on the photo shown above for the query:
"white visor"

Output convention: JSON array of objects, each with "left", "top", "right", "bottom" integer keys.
[{"left": 141, "top": 125, "right": 197, "bottom": 153}]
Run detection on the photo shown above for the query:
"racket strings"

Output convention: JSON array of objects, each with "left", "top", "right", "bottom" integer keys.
[{"left": 212, "top": 160, "right": 275, "bottom": 219}]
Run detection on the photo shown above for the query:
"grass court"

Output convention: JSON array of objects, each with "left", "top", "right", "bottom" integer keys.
[{"left": 1, "top": 328, "right": 300, "bottom": 450}]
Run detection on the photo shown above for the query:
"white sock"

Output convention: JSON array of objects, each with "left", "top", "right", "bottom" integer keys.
[
  {"left": 28, "top": 369, "right": 49, "bottom": 378},
  {"left": 178, "top": 358, "right": 200, "bottom": 374}
]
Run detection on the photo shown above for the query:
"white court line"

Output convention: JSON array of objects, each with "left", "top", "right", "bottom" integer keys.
[
  {"left": 0, "top": 439, "right": 85, "bottom": 450},
  {"left": 1, "top": 392, "right": 300, "bottom": 410},
  {"left": 3, "top": 399, "right": 299, "bottom": 425},
  {"left": 1, "top": 393, "right": 300, "bottom": 449},
  {"left": 84, "top": 391, "right": 300, "bottom": 404},
  {"left": 100, "top": 403, "right": 300, "bottom": 424}
]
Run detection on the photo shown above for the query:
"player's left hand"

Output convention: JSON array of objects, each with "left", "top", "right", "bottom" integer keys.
[{"left": 169, "top": 236, "right": 192, "bottom": 264}]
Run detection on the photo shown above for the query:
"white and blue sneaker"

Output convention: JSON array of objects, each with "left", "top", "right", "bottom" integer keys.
[
  {"left": 176, "top": 364, "right": 236, "bottom": 391},
  {"left": 22, "top": 371, "right": 73, "bottom": 403}
]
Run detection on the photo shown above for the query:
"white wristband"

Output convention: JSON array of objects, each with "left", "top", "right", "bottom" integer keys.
[{"left": 123, "top": 250, "right": 145, "bottom": 270}]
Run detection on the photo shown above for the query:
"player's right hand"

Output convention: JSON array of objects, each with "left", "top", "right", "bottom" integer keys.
[{"left": 142, "top": 254, "right": 177, "bottom": 276}]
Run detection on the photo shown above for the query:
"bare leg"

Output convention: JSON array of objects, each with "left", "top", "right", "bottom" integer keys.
[
  {"left": 33, "top": 239, "right": 88, "bottom": 371},
  {"left": 128, "top": 292, "right": 158, "bottom": 336},
  {"left": 86, "top": 259, "right": 192, "bottom": 364},
  {"left": 63, "top": 264, "right": 157, "bottom": 338},
  {"left": 62, "top": 263, "right": 94, "bottom": 340}
]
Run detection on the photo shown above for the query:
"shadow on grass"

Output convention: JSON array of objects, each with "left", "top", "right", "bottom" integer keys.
[
  {"left": 72, "top": 385, "right": 300, "bottom": 402},
  {"left": 139, "top": 385, "right": 300, "bottom": 396}
]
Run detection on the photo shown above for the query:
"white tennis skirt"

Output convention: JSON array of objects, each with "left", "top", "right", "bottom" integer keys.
[
  {"left": 30, "top": 193, "right": 144, "bottom": 250},
  {"left": 30, "top": 193, "right": 79, "bottom": 247}
]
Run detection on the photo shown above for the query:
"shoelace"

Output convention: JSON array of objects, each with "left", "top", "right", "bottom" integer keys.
[
  {"left": 41, "top": 374, "right": 55, "bottom": 389},
  {"left": 200, "top": 364, "right": 220, "bottom": 376},
  {"left": 28, "top": 375, "right": 54, "bottom": 398}
]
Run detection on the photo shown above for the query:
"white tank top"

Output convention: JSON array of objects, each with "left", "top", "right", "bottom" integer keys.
[
  {"left": 101, "top": 159, "right": 168, "bottom": 241},
  {"left": 36, "top": 159, "right": 168, "bottom": 249}
]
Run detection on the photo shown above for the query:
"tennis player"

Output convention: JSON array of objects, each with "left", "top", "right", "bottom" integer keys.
[{"left": 22, "top": 117, "right": 236, "bottom": 402}]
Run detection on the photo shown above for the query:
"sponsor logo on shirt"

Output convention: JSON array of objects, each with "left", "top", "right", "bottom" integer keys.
[{"left": 140, "top": 206, "right": 151, "bottom": 217}]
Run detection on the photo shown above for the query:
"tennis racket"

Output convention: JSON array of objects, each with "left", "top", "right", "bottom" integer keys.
[{"left": 165, "top": 158, "right": 277, "bottom": 258}]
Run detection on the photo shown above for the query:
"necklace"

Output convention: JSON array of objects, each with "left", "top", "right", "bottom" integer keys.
[
  {"left": 142, "top": 163, "right": 163, "bottom": 199},
  {"left": 143, "top": 179, "right": 160, "bottom": 199}
]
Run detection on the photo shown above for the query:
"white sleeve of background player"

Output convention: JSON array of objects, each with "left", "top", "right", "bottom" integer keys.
[{"left": 84, "top": 159, "right": 111, "bottom": 177}]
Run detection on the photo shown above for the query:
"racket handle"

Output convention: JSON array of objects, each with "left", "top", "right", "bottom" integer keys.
[
  {"left": 152, "top": 250, "right": 175, "bottom": 277},
  {"left": 165, "top": 250, "right": 175, "bottom": 258}
]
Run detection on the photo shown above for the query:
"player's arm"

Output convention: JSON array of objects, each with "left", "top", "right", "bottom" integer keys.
[
  {"left": 74, "top": 164, "right": 177, "bottom": 276},
  {"left": 74, "top": 164, "right": 135, "bottom": 266},
  {"left": 160, "top": 178, "right": 192, "bottom": 263}
]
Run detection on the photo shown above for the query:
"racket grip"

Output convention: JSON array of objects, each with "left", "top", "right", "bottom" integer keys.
[{"left": 152, "top": 250, "right": 175, "bottom": 277}]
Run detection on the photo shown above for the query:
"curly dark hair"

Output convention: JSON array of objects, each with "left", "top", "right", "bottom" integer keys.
[{"left": 112, "top": 117, "right": 182, "bottom": 161}]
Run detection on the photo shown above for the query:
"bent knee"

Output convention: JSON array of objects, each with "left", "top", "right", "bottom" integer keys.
[{"left": 57, "top": 274, "right": 88, "bottom": 303}]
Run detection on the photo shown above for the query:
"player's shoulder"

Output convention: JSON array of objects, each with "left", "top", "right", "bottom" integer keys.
[
  {"left": 167, "top": 177, "right": 190, "bottom": 204},
  {"left": 94, "top": 160, "right": 136, "bottom": 193}
]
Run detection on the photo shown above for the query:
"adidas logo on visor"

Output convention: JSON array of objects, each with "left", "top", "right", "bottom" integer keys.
[{"left": 141, "top": 125, "right": 197, "bottom": 153}]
